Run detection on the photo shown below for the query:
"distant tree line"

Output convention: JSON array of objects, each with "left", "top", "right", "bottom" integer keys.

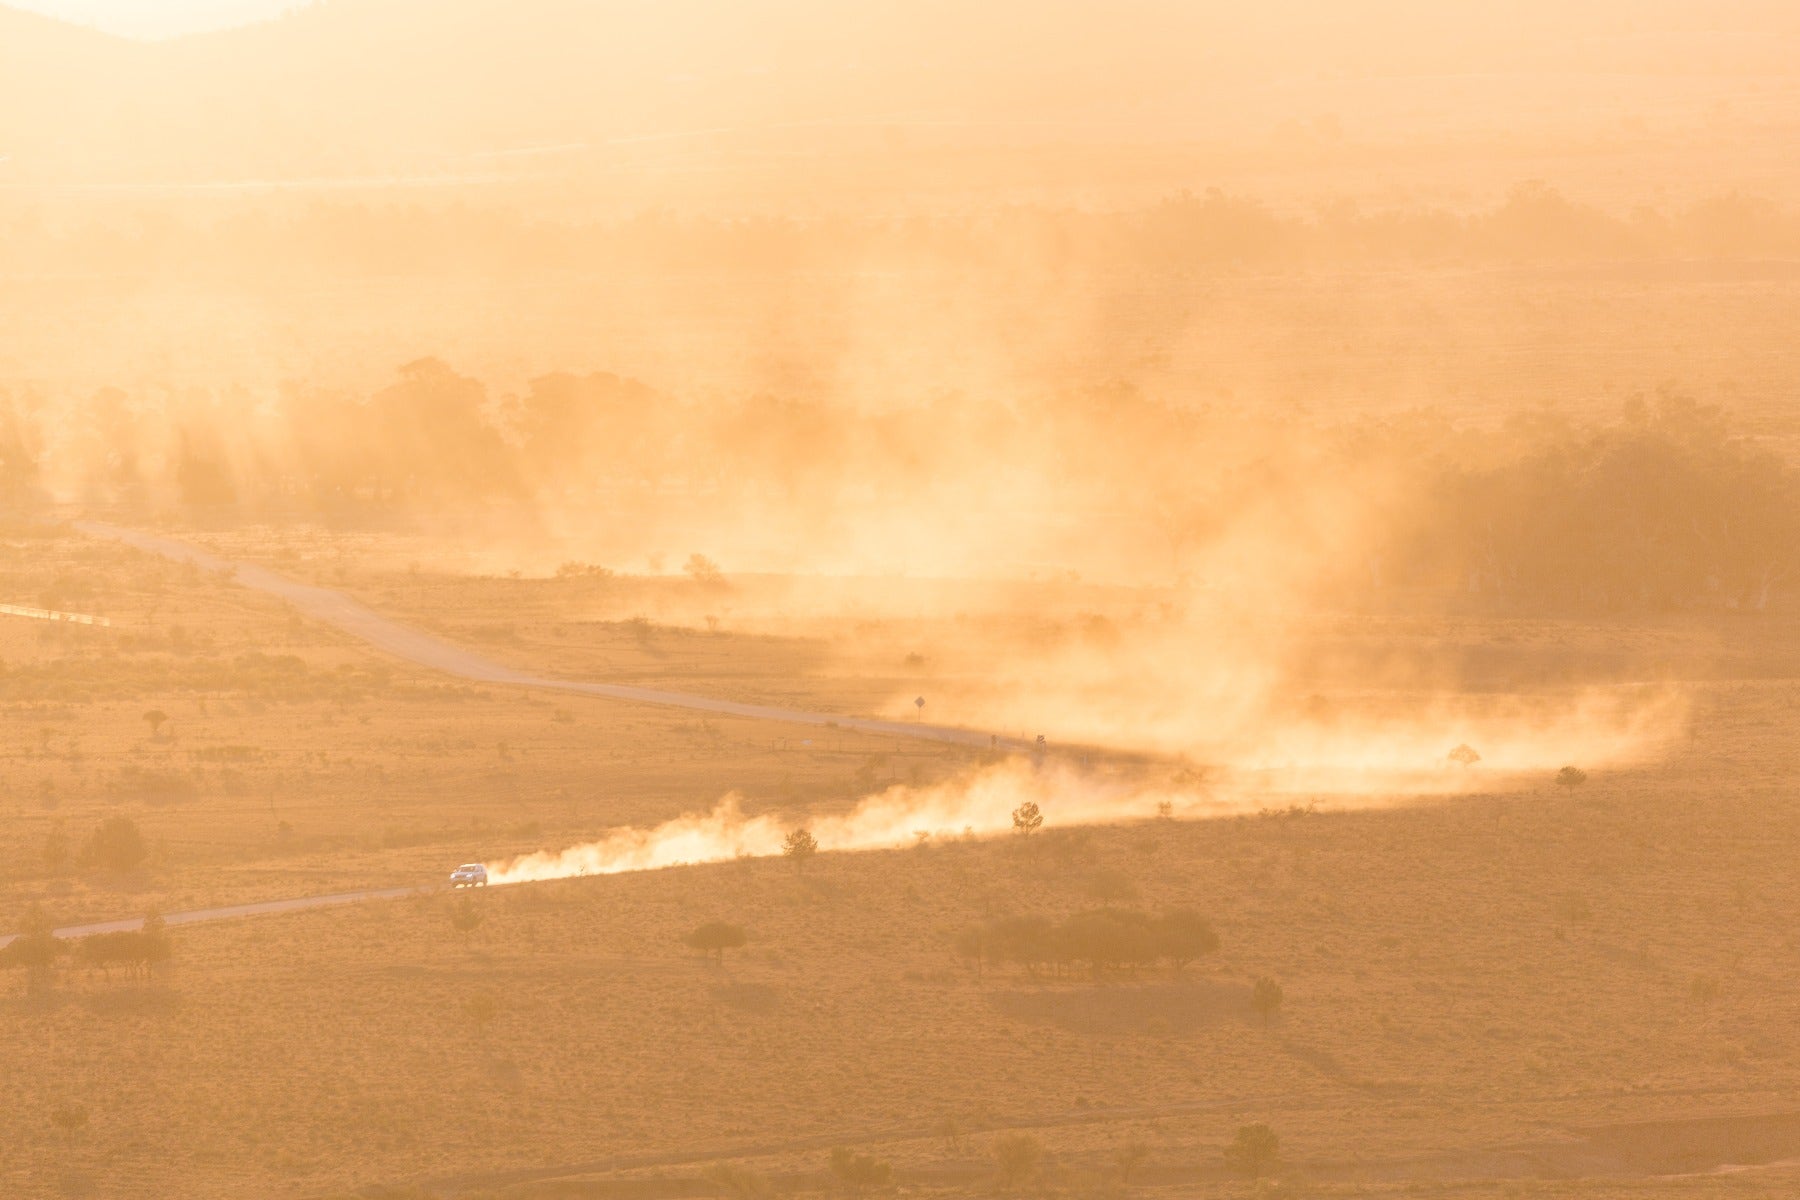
[
  {"left": 6, "top": 184, "right": 1799, "bottom": 283},
  {"left": 1380, "top": 394, "right": 1800, "bottom": 610},
  {"left": 0, "top": 906, "right": 171, "bottom": 992},
  {"left": 4, "top": 363, "right": 1793, "bottom": 612}
]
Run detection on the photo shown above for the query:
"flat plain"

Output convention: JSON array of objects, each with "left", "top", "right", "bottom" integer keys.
[{"left": 8, "top": 521, "right": 1800, "bottom": 1199}]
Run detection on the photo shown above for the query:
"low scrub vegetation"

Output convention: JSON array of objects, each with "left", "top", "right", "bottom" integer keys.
[
  {"left": 2, "top": 907, "right": 172, "bottom": 991},
  {"left": 956, "top": 907, "right": 1219, "bottom": 979}
]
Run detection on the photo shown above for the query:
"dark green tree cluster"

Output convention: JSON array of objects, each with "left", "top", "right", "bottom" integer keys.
[
  {"left": 1388, "top": 395, "right": 1800, "bottom": 610},
  {"left": 74, "top": 912, "right": 171, "bottom": 981},
  {"left": 3, "top": 907, "right": 173, "bottom": 990},
  {"left": 78, "top": 815, "right": 148, "bottom": 875},
  {"left": 0, "top": 906, "right": 65, "bottom": 992}
]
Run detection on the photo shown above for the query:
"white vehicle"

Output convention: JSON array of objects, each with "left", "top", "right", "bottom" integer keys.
[{"left": 450, "top": 863, "right": 488, "bottom": 888}]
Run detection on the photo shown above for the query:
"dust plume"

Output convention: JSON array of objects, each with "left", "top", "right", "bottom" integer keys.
[
  {"left": 488, "top": 695, "right": 1678, "bottom": 887},
  {"left": 486, "top": 760, "right": 1215, "bottom": 886}
]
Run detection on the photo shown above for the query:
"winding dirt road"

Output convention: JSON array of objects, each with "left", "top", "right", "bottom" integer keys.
[
  {"left": 0, "top": 888, "right": 425, "bottom": 950},
  {"left": 1, "top": 524, "right": 1022, "bottom": 947},
  {"left": 77, "top": 521, "right": 1013, "bottom": 749}
]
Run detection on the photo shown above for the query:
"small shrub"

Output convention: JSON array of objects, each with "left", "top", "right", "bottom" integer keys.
[
  {"left": 555, "top": 562, "right": 615, "bottom": 581},
  {"left": 1252, "top": 977, "right": 1284, "bottom": 1025},
  {"left": 701, "top": 1162, "right": 773, "bottom": 1199},
  {"left": 991, "top": 1133, "right": 1043, "bottom": 1191},
  {"left": 461, "top": 992, "right": 499, "bottom": 1038},
  {"left": 828, "top": 1146, "right": 891, "bottom": 1194},
  {"left": 79, "top": 816, "right": 147, "bottom": 875},
  {"left": 1552, "top": 893, "right": 1592, "bottom": 924},
  {"left": 1224, "top": 1123, "right": 1279, "bottom": 1179},
  {"left": 50, "top": 1105, "right": 88, "bottom": 1138},
  {"left": 450, "top": 898, "right": 484, "bottom": 940},
  {"left": 1111, "top": 1141, "right": 1150, "bottom": 1185},
  {"left": 1556, "top": 766, "right": 1588, "bottom": 788}
]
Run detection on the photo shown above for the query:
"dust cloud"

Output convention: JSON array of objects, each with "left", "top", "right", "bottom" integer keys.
[
  {"left": 490, "top": 685, "right": 1684, "bottom": 887},
  {"left": 482, "top": 760, "right": 1263, "bottom": 887}
]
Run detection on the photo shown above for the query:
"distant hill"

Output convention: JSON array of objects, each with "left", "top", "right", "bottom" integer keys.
[{"left": 2, "top": 0, "right": 1797, "bottom": 190}]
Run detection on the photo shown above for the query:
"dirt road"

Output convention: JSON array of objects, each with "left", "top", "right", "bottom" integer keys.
[
  {"left": 76, "top": 521, "right": 1016, "bottom": 749},
  {"left": 1, "top": 525, "right": 1024, "bottom": 948},
  {"left": 0, "top": 886, "right": 426, "bottom": 950}
]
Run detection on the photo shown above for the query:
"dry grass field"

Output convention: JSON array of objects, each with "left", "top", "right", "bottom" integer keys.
[
  {"left": 9, "top": 522, "right": 1800, "bottom": 1198},
  {"left": 0, "top": 523, "right": 978, "bottom": 927},
  {"left": 9, "top": 2, "right": 1800, "bottom": 1197}
]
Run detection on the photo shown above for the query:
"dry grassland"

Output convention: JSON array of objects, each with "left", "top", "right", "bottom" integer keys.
[
  {"left": 7, "top": 525, "right": 1800, "bottom": 1198},
  {"left": 0, "top": 525, "right": 975, "bottom": 926},
  {"left": 9, "top": 731, "right": 1800, "bottom": 1198}
]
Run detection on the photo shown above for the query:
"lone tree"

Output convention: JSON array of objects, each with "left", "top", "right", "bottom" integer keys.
[
  {"left": 828, "top": 1147, "right": 892, "bottom": 1195},
  {"left": 1111, "top": 1142, "right": 1151, "bottom": 1187},
  {"left": 991, "top": 1133, "right": 1043, "bottom": 1192},
  {"left": 782, "top": 828, "right": 819, "bottom": 875},
  {"left": 1157, "top": 908, "right": 1221, "bottom": 969},
  {"left": 953, "top": 924, "right": 992, "bottom": 980},
  {"left": 684, "top": 553, "right": 725, "bottom": 587},
  {"left": 1011, "top": 800, "right": 1044, "bottom": 838},
  {"left": 140, "top": 907, "right": 171, "bottom": 976},
  {"left": 50, "top": 1105, "right": 88, "bottom": 1139},
  {"left": 79, "top": 816, "right": 147, "bottom": 875},
  {"left": 684, "top": 921, "right": 747, "bottom": 963},
  {"left": 1447, "top": 743, "right": 1481, "bottom": 768},
  {"left": 461, "top": 992, "right": 499, "bottom": 1041},
  {"left": 1556, "top": 766, "right": 1588, "bottom": 788},
  {"left": 1223, "top": 1123, "right": 1280, "bottom": 1179},
  {"left": 143, "top": 709, "right": 169, "bottom": 738},
  {"left": 1252, "top": 977, "right": 1284, "bottom": 1025}
]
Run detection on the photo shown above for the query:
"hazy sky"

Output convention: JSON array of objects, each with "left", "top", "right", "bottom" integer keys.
[{"left": 5, "top": 0, "right": 304, "bottom": 37}]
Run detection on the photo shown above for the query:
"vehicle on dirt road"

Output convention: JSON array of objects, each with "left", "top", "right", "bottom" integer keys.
[{"left": 450, "top": 864, "right": 488, "bottom": 888}]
